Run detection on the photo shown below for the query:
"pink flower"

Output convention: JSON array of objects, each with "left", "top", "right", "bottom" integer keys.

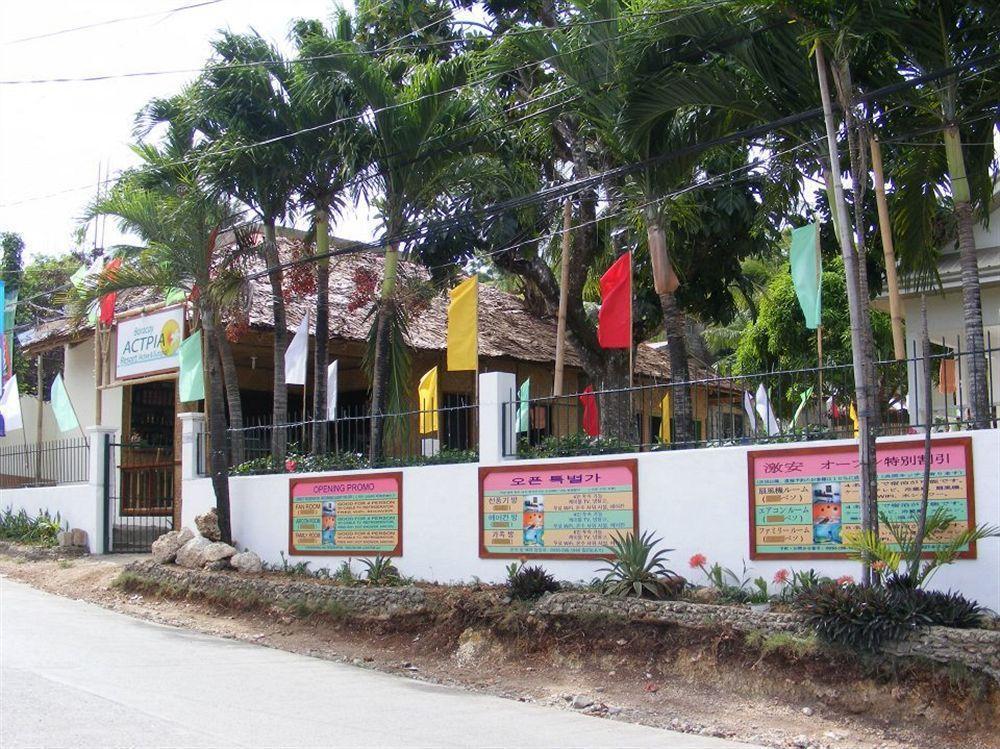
[
  {"left": 836, "top": 575, "right": 855, "bottom": 586},
  {"left": 285, "top": 459, "right": 298, "bottom": 472},
  {"left": 689, "top": 553, "right": 707, "bottom": 569},
  {"left": 773, "top": 568, "right": 790, "bottom": 585}
]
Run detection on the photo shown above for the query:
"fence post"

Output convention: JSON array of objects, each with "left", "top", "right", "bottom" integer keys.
[
  {"left": 86, "top": 425, "right": 117, "bottom": 555},
  {"left": 178, "top": 412, "right": 206, "bottom": 481},
  {"left": 478, "top": 371, "right": 516, "bottom": 464}
]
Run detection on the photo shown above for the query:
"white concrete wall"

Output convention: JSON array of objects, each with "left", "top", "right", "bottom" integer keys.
[
  {"left": 0, "top": 483, "right": 102, "bottom": 552},
  {"left": 65, "top": 338, "right": 124, "bottom": 430},
  {"left": 182, "top": 429, "right": 1000, "bottom": 611}
]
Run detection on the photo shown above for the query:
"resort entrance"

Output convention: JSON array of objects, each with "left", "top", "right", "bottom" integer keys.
[{"left": 104, "top": 380, "right": 177, "bottom": 552}]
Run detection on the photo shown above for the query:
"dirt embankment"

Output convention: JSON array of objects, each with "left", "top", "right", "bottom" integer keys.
[{"left": 2, "top": 552, "right": 997, "bottom": 749}]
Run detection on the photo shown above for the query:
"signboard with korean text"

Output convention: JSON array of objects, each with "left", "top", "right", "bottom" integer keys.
[
  {"left": 289, "top": 472, "right": 402, "bottom": 556},
  {"left": 114, "top": 305, "right": 185, "bottom": 380},
  {"left": 748, "top": 438, "right": 976, "bottom": 560},
  {"left": 479, "top": 459, "right": 638, "bottom": 559}
]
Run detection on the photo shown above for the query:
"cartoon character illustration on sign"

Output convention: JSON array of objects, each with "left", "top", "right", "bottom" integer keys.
[
  {"left": 321, "top": 501, "right": 337, "bottom": 546},
  {"left": 811, "top": 482, "right": 842, "bottom": 545},
  {"left": 523, "top": 496, "right": 544, "bottom": 546}
]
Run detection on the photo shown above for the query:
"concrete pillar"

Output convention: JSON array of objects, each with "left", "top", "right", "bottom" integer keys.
[
  {"left": 479, "top": 371, "right": 517, "bottom": 464},
  {"left": 86, "top": 425, "right": 117, "bottom": 555},
  {"left": 178, "top": 412, "right": 206, "bottom": 481}
]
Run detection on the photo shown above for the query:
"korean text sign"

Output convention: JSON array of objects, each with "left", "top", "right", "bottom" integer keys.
[
  {"left": 748, "top": 438, "right": 976, "bottom": 559},
  {"left": 289, "top": 472, "right": 402, "bottom": 556},
  {"left": 479, "top": 459, "right": 638, "bottom": 559}
]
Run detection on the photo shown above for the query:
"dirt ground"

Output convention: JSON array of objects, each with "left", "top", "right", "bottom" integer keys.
[{"left": 2, "top": 552, "right": 996, "bottom": 749}]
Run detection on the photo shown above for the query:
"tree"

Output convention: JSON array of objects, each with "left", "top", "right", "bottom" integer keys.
[{"left": 1, "top": 232, "right": 24, "bottom": 294}]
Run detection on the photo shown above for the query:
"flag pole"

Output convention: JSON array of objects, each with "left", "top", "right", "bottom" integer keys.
[
  {"left": 35, "top": 355, "right": 43, "bottom": 481},
  {"left": 553, "top": 200, "right": 572, "bottom": 397},
  {"left": 94, "top": 321, "right": 103, "bottom": 426}
]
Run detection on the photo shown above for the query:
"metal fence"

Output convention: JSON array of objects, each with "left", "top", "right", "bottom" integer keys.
[
  {"left": 502, "top": 344, "right": 998, "bottom": 458},
  {"left": 224, "top": 401, "right": 480, "bottom": 475},
  {"left": 0, "top": 438, "right": 90, "bottom": 488}
]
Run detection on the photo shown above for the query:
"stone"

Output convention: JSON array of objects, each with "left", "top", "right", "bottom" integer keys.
[
  {"left": 205, "top": 559, "right": 232, "bottom": 571},
  {"left": 175, "top": 536, "right": 212, "bottom": 569},
  {"left": 56, "top": 531, "right": 71, "bottom": 547},
  {"left": 195, "top": 508, "right": 221, "bottom": 541},
  {"left": 176, "top": 527, "right": 195, "bottom": 545},
  {"left": 801, "top": 706, "right": 814, "bottom": 716},
  {"left": 570, "top": 695, "right": 593, "bottom": 710},
  {"left": 202, "top": 541, "right": 237, "bottom": 563},
  {"left": 151, "top": 530, "right": 187, "bottom": 564},
  {"left": 69, "top": 528, "right": 88, "bottom": 548},
  {"left": 230, "top": 551, "right": 263, "bottom": 574}
]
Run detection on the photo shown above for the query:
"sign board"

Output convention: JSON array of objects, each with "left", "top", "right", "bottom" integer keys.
[
  {"left": 479, "top": 459, "right": 638, "bottom": 559},
  {"left": 289, "top": 472, "right": 402, "bottom": 556},
  {"left": 748, "top": 437, "right": 976, "bottom": 560},
  {"left": 114, "top": 306, "right": 185, "bottom": 380}
]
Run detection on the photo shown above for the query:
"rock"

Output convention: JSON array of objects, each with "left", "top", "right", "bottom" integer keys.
[
  {"left": 57, "top": 531, "right": 71, "bottom": 547},
  {"left": 69, "top": 528, "right": 87, "bottom": 548},
  {"left": 202, "top": 541, "right": 237, "bottom": 563},
  {"left": 570, "top": 695, "right": 593, "bottom": 710},
  {"left": 801, "top": 706, "right": 814, "bottom": 716},
  {"left": 230, "top": 551, "right": 263, "bottom": 574},
  {"left": 176, "top": 527, "right": 194, "bottom": 545},
  {"left": 194, "top": 509, "right": 221, "bottom": 541},
  {"left": 205, "top": 559, "right": 232, "bottom": 571},
  {"left": 608, "top": 706, "right": 622, "bottom": 715},
  {"left": 175, "top": 536, "right": 212, "bottom": 569},
  {"left": 151, "top": 530, "right": 187, "bottom": 564}
]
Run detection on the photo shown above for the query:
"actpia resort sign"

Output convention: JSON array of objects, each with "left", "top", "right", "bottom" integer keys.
[
  {"left": 114, "top": 306, "right": 185, "bottom": 380},
  {"left": 289, "top": 472, "right": 403, "bottom": 556},
  {"left": 479, "top": 458, "right": 639, "bottom": 559}
]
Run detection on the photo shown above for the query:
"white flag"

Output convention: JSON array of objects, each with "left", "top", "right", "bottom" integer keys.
[
  {"left": 326, "top": 360, "right": 338, "bottom": 420},
  {"left": 742, "top": 390, "right": 757, "bottom": 434},
  {"left": 0, "top": 375, "right": 23, "bottom": 433},
  {"left": 755, "top": 383, "right": 780, "bottom": 436},
  {"left": 284, "top": 312, "right": 310, "bottom": 386}
]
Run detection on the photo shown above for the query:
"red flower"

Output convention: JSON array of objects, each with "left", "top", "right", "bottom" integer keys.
[
  {"left": 836, "top": 575, "right": 855, "bottom": 586},
  {"left": 872, "top": 560, "right": 887, "bottom": 572},
  {"left": 773, "top": 568, "right": 790, "bottom": 585},
  {"left": 689, "top": 553, "right": 707, "bottom": 569},
  {"left": 285, "top": 459, "right": 298, "bottom": 472}
]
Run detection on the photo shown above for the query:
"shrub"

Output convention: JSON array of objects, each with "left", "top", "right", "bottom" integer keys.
[
  {"left": 360, "top": 555, "right": 403, "bottom": 586},
  {"left": 506, "top": 563, "right": 560, "bottom": 600},
  {"left": 689, "top": 555, "right": 754, "bottom": 603},
  {"left": 0, "top": 507, "right": 63, "bottom": 546},
  {"left": 599, "top": 530, "right": 678, "bottom": 599},
  {"left": 519, "top": 433, "right": 633, "bottom": 458}
]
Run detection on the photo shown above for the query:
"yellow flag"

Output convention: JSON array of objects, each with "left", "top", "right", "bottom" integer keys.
[
  {"left": 418, "top": 366, "right": 439, "bottom": 435},
  {"left": 659, "top": 391, "right": 672, "bottom": 444},
  {"left": 849, "top": 402, "right": 859, "bottom": 438},
  {"left": 447, "top": 276, "right": 478, "bottom": 371}
]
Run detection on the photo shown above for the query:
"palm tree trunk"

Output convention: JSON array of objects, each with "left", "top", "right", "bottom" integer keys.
[
  {"left": 215, "top": 328, "right": 244, "bottom": 465},
  {"left": 312, "top": 212, "right": 330, "bottom": 455},
  {"left": 200, "top": 306, "right": 232, "bottom": 544},
  {"left": 262, "top": 222, "right": 288, "bottom": 460},
  {"left": 943, "top": 125, "right": 990, "bottom": 428},
  {"left": 598, "top": 351, "right": 633, "bottom": 441},
  {"left": 658, "top": 289, "right": 694, "bottom": 446},
  {"left": 369, "top": 241, "right": 401, "bottom": 464}
]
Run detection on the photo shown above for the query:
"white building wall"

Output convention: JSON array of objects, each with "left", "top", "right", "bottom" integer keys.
[{"left": 182, "top": 429, "right": 1000, "bottom": 612}]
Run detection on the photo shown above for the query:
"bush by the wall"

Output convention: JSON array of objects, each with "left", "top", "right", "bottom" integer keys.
[
  {"left": 506, "top": 563, "right": 560, "bottom": 600},
  {"left": 0, "top": 507, "right": 63, "bottom": 546}
]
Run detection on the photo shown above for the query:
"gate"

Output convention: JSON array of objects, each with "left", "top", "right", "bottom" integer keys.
[{"left": 104, "top": 437, "right": 175, "bottom": 553}]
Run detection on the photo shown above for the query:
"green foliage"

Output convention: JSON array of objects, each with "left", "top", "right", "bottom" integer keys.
[
  {"left": 519, "top": 433, "right": 633, "bottom": 459},
  {"left": 697, "top": 559, "right": 755, "bottom": 604},
  {"left": 505, "top": 562, "right": 560, "bottom": 601},
  {"left": 0, "top": 507, "right": 64, "bottom": 546},
  {"left": 360, "top": 555, "right": 403, "bottom": 586},
  {"left": 599, "top": 531, "right": 677, "bottom": 600},
  {"left": 747, "top": 576, "right": 770, "bottom": 605},
  {"left": 230, "top": 448, "right": 478, "bottom": 476},
  {"left": 843, "top": 509, "right": 1000, "bottom": 589}
]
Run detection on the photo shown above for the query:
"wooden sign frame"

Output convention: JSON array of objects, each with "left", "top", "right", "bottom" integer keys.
[
  {"left": 747, "top": 437, "right": 976, "bottom": 561},
  {"left": 479, "top": 458, "right": 639, "bottom": 560}
]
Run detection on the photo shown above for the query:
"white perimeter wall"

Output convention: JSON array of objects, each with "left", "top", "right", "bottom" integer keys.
[
  {"left": 182, "top": 429, "right": 1000, "bottom": 612},
  {"left": 0, "top": 482, "right": 101, "bottom": 550}
]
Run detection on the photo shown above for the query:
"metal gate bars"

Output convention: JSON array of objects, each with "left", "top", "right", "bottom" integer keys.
[{"left": 103, "top": 436, "right": 175, "bottom": 553}]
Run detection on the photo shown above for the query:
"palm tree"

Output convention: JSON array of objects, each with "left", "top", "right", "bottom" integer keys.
[
  {"left": 297, "top": 13, "right": 478, "bottom": 462},
  {"left": 189, "top": 32, "right": 298, "bottom": 460},
  {"left": 889, "top": 0, "right": 999, "bottom": 428}
]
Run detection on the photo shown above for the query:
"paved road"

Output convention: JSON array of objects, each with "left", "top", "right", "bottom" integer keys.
[{"left": 1, "top": 578, "right": 761, "bottom": 748}]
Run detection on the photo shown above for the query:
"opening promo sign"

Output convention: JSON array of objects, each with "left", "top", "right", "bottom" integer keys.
[
  {"left": 748, "top": 437, "right": 976, "bottom": 560},
  {"left": 479, "top": 459, "right": 638, "bottom": 559},
  {"left": 289, "top": 472, "right": 402, "bottom": 556},
  {"left": 114, "top": 306, "right": 185, "bottom": 380}
]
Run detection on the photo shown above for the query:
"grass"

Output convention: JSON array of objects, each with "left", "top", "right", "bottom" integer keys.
[{"left": 745, "top": 630, "right": 819, "bottom": 658}]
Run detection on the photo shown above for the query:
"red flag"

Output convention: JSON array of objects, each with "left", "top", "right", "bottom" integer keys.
[
  {"left": 580, "top": 385, "right": 599, "bottom": 437},
  {"left": 597, "top": 252, "right": 631, "bottom": 349},
  {"left": 98, "top": 258, "right": 121, "bottom": 326}
]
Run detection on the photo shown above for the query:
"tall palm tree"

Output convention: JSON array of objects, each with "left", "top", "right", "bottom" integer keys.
[
  {"left": 189, "top": 32, "right": 298, "bottom": 460},
  {"left": 297, "top": 13, "right": 478, "bottom": 462}
]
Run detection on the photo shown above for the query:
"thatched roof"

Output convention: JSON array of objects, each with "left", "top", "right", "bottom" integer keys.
[{"left": 23, "top": 234, "right": 707, "bottom": 381}]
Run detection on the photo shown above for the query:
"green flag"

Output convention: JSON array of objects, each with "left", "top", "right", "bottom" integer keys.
[
  {"left": 164, "top": 287, "right": 187, "bottom": 305},
  {"left": 178, "top": 330, "right": 205, "bottom": 403},
  {"left": 50, "top": 374, "right": 80, "bottom": 432},
  {"left": 789, "top": 223, "right": 822, "bottom": 329},
  {"left": 516, "top": 378, "right": 530, "bottom": 433},
  {"left": 792, "top": 386, "right": 814, "bottom": 427}
]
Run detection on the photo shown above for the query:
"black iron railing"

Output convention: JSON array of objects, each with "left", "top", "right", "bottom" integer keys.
[
  {"left": 0, "top": 438, "right": 90, "bottom": 488},
  {"left": 502, "top": 344, "right": 998, "bottom": 458}
]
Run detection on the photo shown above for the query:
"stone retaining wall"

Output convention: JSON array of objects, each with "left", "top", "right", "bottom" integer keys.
[
  {"left": 532, "top": 592, "right": 1000, "bottom": 682},
  {"left": 0, "top": 541, "right": 88, "bottom": 561},
  {"left": 123, "top": 560, "right": 426, "bottom": 620}
]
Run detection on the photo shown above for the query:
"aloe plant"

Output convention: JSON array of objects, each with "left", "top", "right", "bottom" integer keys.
[{"left": 599, "top": 531, "right": 677, "bottom": 599}]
